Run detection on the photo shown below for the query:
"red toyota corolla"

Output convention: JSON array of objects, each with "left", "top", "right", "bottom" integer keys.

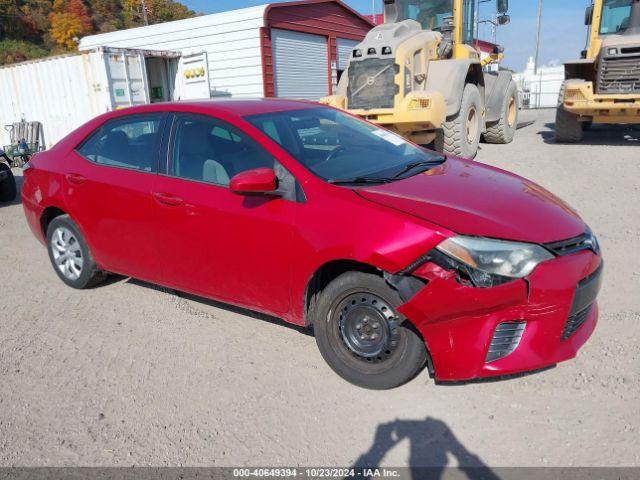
[{"left": 21, "top": 100, "right": 602, "bottom": 389}]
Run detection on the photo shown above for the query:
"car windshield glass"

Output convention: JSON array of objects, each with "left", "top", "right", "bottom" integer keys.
[
  {"left": 396, "top": 0, "right": 453, "bottom": 32},
  {"left": 244, "top": 107, "right": 445, "bottom": 183},
  {"left": 600, "top": 0, "right": 633, "bottom": 34}
]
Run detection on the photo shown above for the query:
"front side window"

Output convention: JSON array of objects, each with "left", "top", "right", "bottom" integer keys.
[
  {"left": 600, "top": 0, "right": 633, "bottom": 34},
  {"left": 77, "top": 115, "right": 162, "bottom": 172},
  {"left": 245, "top": 107, "right": 445, "bottom": 184},
  {"left": 170, "top": 114, "right": 274, "bottom": 186}
]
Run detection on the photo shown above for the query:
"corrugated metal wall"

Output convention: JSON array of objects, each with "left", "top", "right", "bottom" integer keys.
[
  {"left": 79, "top": 5, "right": 268, "bottom": 98},
  {"left": 0, "top": 53, "right": 110, "bottom": 148},
  {"left": 272, "top": 29, "right": 329, "bottom": 100},
  {"left": 336, "top": 38, "right": 359, "bottom": 71}
]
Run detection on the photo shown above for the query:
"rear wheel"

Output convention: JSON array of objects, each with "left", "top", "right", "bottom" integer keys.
[
  {"left": 46, "top": 215, "right": 106, "bottom": 289},
  {"left": 312, "top": 272, "right": 427, "bottom": 390},
  {"left": 435, "top": 83, "right": 483, "bottom": 159},
  {"left": 0, "top": 163, "right": 16, "bottom": 203},
  {"left": 554, "top": 81, "right": 583, "bottom": 143},
  {"left": 484, "top": 80, "right": 518, "bottom": 144}
]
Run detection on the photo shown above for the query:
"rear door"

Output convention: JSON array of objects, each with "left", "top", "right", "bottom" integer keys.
[
  {"left": 65, "top": 113, "right": 166, "bottom": 281},
  {"left": 104, "top": 50, "right": 150, "bottom": 108},
  {"left": 272, "top": 29, "right": 329, "bottom": 100}
]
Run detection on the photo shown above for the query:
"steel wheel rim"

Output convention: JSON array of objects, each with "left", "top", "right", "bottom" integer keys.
[
  {"left": 466, "top": 106, "right": 479, "bottom": 144},
  {"left": 507, "top": 97, "right": 517, "bottom": 127},
  {"left": 51, "top": 227, "right": 84, "bottom": 281},
  {"left": 336, "top": 292, "right": 401, "bottom": 363}
]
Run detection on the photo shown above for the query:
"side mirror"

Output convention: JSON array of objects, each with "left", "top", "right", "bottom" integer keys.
[
  {"left": 497, "top": 14, "right": 510, "bottom": 25},
  {"left": 230, "top": 168, "right": 278, "bottom": 195},
  {"left": 585, "top": 5, "right": 594, "bottom": 25},
  {"left": 497, "top": 0, "right": 508, "bottom": 14}
]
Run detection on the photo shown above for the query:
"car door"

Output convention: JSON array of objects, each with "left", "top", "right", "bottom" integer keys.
[
  {"left": 65, "top": 113, "right": 166, "bottom": 282},
  {"left": 152, "top": 113, "right": 298, "bottom": 315}
]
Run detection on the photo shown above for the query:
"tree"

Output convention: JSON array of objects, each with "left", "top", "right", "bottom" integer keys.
[
  {"left": 64, "top": 0, "right": 92, "bottom": 31},
  {"left": 48, "top": 11, "right": 84, "bottom": 50},
  {"left": 121, "top": 0, "right": 194, "bottom": 27}
]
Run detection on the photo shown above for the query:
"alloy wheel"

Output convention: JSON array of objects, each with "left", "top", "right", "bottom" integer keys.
[{"left": 50, "top": 227, "right": 84, "bottom": 281}]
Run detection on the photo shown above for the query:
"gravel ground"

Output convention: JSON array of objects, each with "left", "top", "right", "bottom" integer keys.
[{"left": 0, "top": 109, "right": 639, "bottom": 468}]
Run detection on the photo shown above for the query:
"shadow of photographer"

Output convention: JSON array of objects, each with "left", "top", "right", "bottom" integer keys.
[{"left": 351, "top": 416, "right": 500, "bottom": 480}]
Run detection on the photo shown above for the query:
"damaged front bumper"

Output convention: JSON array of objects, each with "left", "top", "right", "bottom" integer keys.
[{"left": 395, "top": 249, "right": 602, "bottom": 381}]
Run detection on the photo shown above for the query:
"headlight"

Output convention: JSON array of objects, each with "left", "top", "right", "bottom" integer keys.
[{"left": 435, "top": 236, "right": 554, "bottom": 288}]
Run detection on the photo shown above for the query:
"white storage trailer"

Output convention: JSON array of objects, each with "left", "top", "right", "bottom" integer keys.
[
  {"left": 0, "top": 47, "right": 179, "bottom": 147},
  {"left": 0, "top": 0, "right": 371, "bottom": 147}
]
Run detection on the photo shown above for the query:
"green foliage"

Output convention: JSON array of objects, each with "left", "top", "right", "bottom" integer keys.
[
  {"left": 0, "top": 0, "right": 196, "bottom": 64},
  {"left": 0, "top": 39, "right": 49, "bottom": 65}
]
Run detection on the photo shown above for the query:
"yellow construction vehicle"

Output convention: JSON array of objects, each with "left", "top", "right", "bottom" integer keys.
[
  {"left": 556, "top": 0, "right": 640, "bottom": 142},
  {"left": 321, "top": 0, "right": 518, "bottom": 159}
]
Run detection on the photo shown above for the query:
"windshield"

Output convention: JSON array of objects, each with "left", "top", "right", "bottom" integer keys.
[
  {"left": 395, "top": 0, "right": 475, "bottom": 43},
  {"left": 396, "top": 0, "right": 453, "bottom": 32},
  {"left": 600, "top": 0, "right": 633, "bottom": 34},
  {"left": 245, "top": 107, "right": 445, "bottom": 183}
]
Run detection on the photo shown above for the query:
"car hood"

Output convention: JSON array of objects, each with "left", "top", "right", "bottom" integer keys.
[{"left": 356, "top": 157, "right": 585, "bottom": 243}]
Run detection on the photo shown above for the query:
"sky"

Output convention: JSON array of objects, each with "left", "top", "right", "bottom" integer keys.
[{"left": 181, "top": 0, "right": 592, "bottom": 72}]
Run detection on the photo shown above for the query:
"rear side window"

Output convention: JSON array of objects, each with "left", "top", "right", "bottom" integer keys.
[
  {"left": 169, "top": 114, "right": 274, "bottom": 186},
  {"left": 77, "top": 115, "right": 163, "bottom": 172}
]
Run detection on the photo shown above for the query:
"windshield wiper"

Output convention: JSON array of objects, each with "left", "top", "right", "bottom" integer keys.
[
  {"left": 392, "top": 155, "right": 446, "bottom": 179},
  {"left": 328, "top": 177, "right": 392, "bottom": 185}
]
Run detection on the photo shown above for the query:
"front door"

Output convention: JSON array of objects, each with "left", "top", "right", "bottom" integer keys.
[{"left": 152, "top": 113, "right": 297, "bottom": 315}]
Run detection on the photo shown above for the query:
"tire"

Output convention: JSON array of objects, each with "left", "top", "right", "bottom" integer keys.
[
  {"left": 0, "top": 163, "right": 17, "bottom": 203},
  {"left": 46, "top": 215, "right": 106, "bottom": 289},
  {"left": 435, "top": 83, "right": 483, "bottom": 160},
  {"left": 312, "top": 271, "right": 427, "bottom": 390},
  {"left": 554, "top": 81, "right": 583, "bottom": 143},
  {"left": 483, "top": 80, "right": 518, "bottom": 144}
]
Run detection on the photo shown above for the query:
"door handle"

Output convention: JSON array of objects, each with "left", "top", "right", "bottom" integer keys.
[
  {"left": 153, "top": 192, "right": 184, "bottom": 206},
  {"left": 65, "top": 173, "right": 86, "bottom": 184}
]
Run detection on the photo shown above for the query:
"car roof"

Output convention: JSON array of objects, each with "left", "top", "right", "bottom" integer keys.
[{"left": 111, "top": 98, "right": 323, "bottom": 118}]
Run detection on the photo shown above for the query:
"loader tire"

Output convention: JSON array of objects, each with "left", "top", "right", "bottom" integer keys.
[
  {"left": 554, "top": 81, "right": 583, "bottom": 143},
  {"left": 484, "top": 80, "right": 518, "bottom": 144},
  {"left": 435, "top": 83, "right": 482, "bottom": 159}
]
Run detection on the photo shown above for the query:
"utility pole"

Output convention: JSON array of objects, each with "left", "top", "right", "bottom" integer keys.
[
  {"left": 372, "top": 0, "right": 376, "bottom": 24},
  {"left": 534, "top": 0, "right": 543, "bottom": 75},
  {"left": 141, "top": 0, "right": 149, "bottom": 26}
]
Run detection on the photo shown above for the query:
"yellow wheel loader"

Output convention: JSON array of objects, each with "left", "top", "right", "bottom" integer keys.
[
  {"left": 556, "top": 0, "right": 640, "bottom": 142},
  {"left": 321, "top": 0, "right": 519, "bottom": 159}
]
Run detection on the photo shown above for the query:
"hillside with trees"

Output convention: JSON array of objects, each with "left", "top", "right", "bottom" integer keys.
[{"left": 0, "top": 0, "right": 196, "bottom": 65}]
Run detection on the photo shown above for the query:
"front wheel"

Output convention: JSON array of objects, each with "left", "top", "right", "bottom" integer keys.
[
  {"left": 312, "top": 272, "right": 427, "bottom": 390},
  {"left": 554, "top": 81, "right": 584, "bottom": 143}
]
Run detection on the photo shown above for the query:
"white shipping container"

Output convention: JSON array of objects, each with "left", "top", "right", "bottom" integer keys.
[
  {"left": 0, "top": 48, "right": 180, "bottom": 148},
  {"left": 79, "top": 4, "right": 269, "bottom": 99}
]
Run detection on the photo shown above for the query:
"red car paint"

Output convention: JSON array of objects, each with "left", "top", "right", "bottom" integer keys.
[{"left": 21, "top": 99, "right": 601, "bottom": 381}]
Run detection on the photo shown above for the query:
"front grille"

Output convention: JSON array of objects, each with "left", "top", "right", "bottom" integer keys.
[
  {"left": 347, "top": 58, "right": 398, "bottom": 110},
  {"left": 562, "top": 305, "right": 592, "bottom": 341},
  {"left": 486, "top": 322, "right": 526, "bottom": 363},
  {"left": 597, "top": 54, "right": 640, "bottom": 94},
  {"left": 544, "top": 229, "right": 599, "bottom": 256}
]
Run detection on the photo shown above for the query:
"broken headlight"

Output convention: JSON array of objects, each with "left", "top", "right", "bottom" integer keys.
[{"left": 435, "top": 236, "right": 554, "bottom": 288}]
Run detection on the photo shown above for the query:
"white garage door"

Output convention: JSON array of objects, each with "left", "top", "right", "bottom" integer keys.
[
  {"left": 337, "top": 38, "right": 359, "bottom": 71},
  {"left": 272, "top": 29, "right": 328, "bottom": 100}
]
